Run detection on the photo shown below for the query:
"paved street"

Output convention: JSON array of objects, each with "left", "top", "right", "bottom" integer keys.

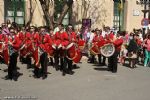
[{"left": 0, "top": 57, "right": 150, "bottom": 100}]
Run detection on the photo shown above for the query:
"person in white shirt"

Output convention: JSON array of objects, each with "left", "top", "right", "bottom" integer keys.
[
  {"left": 138, "top": 30, "right": 143, "bottom": 41},
  {"left": 87, "top": 29, "right": 96, "bottom": 63},
  {"left": 53, "top": 24, "right": 62, "bottom": 35},
  {"left": 102, "top": 27, "right": 106, "bottom": 38}
]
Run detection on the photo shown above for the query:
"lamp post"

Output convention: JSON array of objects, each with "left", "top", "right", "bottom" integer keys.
[{"left": 136, "top": 0, "right": 150, "bottom": 38}]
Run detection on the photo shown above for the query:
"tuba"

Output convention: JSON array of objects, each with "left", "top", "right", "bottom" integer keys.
[{"left": 100, "top": 43, "right": 115, "bottom": 57}]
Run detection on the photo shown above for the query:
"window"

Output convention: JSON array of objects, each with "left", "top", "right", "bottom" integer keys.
[
  {"left": 4, "top": 0, "right": 25, "bottom": 25},
  {"left": 113, "top": 2, "right": 120, "bottom": 30}
]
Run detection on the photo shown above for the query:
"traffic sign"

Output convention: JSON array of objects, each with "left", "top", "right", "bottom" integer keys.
[{"left": 141, "top": 18, "right": 149, "bottom": 26}]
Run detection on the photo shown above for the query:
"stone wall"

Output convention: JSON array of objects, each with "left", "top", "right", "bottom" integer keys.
[
  {"left": 0, "top": 0, "right": 4, "bottom": 24},
  {"left": 72, "top": 0, "right": 114, "bottom": 29},
  {"left": 0, "top": 0, "right": 145, "bottom": 32},
  {"left": 125, "top": 0, "right": 144, "bottom": 32}
]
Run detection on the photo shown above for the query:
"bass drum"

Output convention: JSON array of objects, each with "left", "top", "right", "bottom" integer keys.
[
  {"left": 100, "top": 43, "right": 115, "bottom": 57},
  {"left": 72, "top": 49, "right": 82, "bottom": 63},
  {"left": 89, "top": 43, "right": 100, "bottom": 55},
  {"left": 78, "top": 39, "right": 85, "bottom": 50},
  {"left": 0, "top": 42, "right": 4, "bottom": 53},
  {"left": 47, "top": 45, "right": 54, "bottom": 57},
  {"left": 66, "top": 43, "right": 76, "bottom": 60}
]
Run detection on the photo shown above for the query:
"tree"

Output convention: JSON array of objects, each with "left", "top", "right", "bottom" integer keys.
[{"left": 26, "top": 0, "right": 73, "bottom": 29}]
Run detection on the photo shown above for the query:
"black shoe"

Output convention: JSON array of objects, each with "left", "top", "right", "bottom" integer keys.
[
  {"left": 87, "top": 58, "right": 91, "bottom": 62},
  {"left": 13, "top": 77, "right": 18, "bottom": 81},
  {"left": 16, "top": 66, "right": 20, "bottom": 70},
  {"left": 48, "top": 62, "right": 53, "bottom": 66},
  {"left": 3, "top": 69, "right": 8, "bottom": 72},
  {"left": 55, "top": 65, "right": 59, "bottom": 71},
  {"left": 112, "top": 71, "right": 117, "bottom": 73},
  {"left": 17, "top": 72, "right": 23, "bottom": 78},
  {"left": 42, "top": 75, "right": 47, "bottom": 80},
  {"left": 33, "top": 75, "right": 40, "bottom": 79},
  {"left": 3, "top": 75, "right": 12, "bottom": 80},
  {"left": 107, "top": 68, "right": 112, "bottom": 71},
  {"left": 102, "top": 63, "right": 106, "bottom": 66},
  {"left": 99, "top": 63, "right": 105, "bottom": 66},
  {"left": 27, "top": 65, "right": 32, "bottom": 69},
  {"left": 88, "top": 61, "right": 94, "bottom": 63},
  {"left": 62, "top": 72, "right": 66, "bottom": 76},
  {"left": 68, "top": 70, "right": 74, "bottom": 75}
]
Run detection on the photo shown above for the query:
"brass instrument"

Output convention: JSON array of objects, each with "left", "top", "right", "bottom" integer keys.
[{"left": 100, "top": 43, "right": 115, "bottom": 57}]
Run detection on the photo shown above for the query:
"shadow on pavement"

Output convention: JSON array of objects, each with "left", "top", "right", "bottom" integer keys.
[{"left": 94, "top": 67, "right": 108, "bottom": 71}]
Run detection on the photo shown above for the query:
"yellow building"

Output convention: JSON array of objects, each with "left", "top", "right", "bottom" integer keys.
[{"left": 0, "top": 0, "right": 145, "bottom": 32}]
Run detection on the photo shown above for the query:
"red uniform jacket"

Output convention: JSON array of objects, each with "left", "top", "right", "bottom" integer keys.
[
  {"left": 93, "top": 34, "right": 105, "bottom": 47},
  {"left": 24, "top": 32, "right": 34, "bottom": 52},
  {"left": 25, "top": 32, "right": 33, "bottom": 45},
  {"left": 113, "top": 37, "right": 123, "bottom": 52},
  {"left": 68, "top": 32, "right": 77, "bottom": 43},
  {"left": 33, "top": 32, "right": 40, "bottom": 47},
  {"left": 54, "top": 31, "right": 62, "bottom": 46},
  {"left": 105, "top": 32, "right": 114, "bottom": 41},
  {"left": 61, "top": 32, "right": 69, "bottom": 47},
  {"left": 18, "top": 32, "right": 25, "bottom": 41},
  {"left": 44, "top": 34, "right": 51, "bottom": 52},
  {"left": 10, "top": 34, "right": 21, "bottom": 50}
]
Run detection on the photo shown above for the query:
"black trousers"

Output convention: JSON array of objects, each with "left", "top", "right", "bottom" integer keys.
[
  {"left": 54, "top": 49, "right": 64, "bottom": 70},
  {"left": 88, "top": 55, "right": 95, "bottom": 63},
  {"left": 8, "top": 52, "right": 18, "bottom": 78},
  {"left": 108, "top": 51, "right": 119, "bottom": 73},
  {"left": 64, "top": 57, "right": 73, "bottom": 71},
  {"left": 62, "top": 49, "right": 73, "bottom": 74},
  {"left": 98, "top": 54, "right": 106, "bottom": 64},
  {"left": 54, "top": 49, "right": 60, "bottom": 68},
  {"left": 40, "top": 52, "right": 48, "bottom": 76},
  {"left": 50, "top": 57, "right": 54, "bottom": 65}
]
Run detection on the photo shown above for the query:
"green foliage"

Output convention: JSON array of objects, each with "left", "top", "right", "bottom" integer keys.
[{"left": 54, "top": 0, "right": 65, "bottom": 20}]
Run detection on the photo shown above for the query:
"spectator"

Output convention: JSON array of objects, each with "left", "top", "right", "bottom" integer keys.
[
  {"left": 2, "top": 23, "right": 10, "bottom": 35},
  {"left": 143, "top": 34, "right": 150, "bottom": 67},
  {"left": 127, "top": 34, "right": 139, "bottom": 68}
]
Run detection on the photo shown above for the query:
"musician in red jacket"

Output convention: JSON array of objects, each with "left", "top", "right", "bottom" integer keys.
[
  {"left": 48, "top": 28, "right": 54, "bottom": 66},
  {"left": 96, "top": 29, "right": 106, "bottom": 66},
  {"left": 23, "top": 27, "right": 35, "bottom": 69},
  {"left": 67, "top": 25, "right": 79, "bottom": 71},
  {"left": 5, "top": 27, "right": 22, "bottom": 81},
  {"left": 62, "top": 25, "right": 77, "bottom": 75},
  {"left": 18, "top": 28, "right": 25, "bottom": 63},
  {"left": 53, "top": 24, "right": 64, "bottom": 71},
  {"left": 31, "top": 26, "right": 48, "bottom": 79},
  {"left": 108, "top": 31, "right": 123, "bottom": 73},
  {"left": 0, "top": 29, "right": 5, "bottom": 63},
  {"left": 60, "top": 30, "right": 69, "bottom": 75},
  {"left": 38, "top": 27, "right": 49, "bottom": 79}
]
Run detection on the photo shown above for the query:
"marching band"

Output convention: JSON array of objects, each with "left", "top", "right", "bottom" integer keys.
[{"left": 0, "top": 23, "right": 146, "bottom": 81}]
